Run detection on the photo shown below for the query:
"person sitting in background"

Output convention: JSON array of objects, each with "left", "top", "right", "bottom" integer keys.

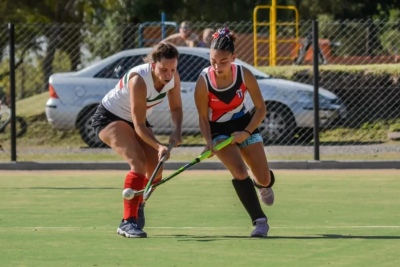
[
  {"left": 197, "top": 28, "right": 214, "bottom": 48},
  {"left": 163, "top": 21, "right": 199, "bottom": 47},
  {"left": 293, "top": 31, "right": 327, "bottom": 65}
]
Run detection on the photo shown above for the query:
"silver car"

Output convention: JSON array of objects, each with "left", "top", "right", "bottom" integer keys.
[{"left": 45, "top": 47, "right": 347, "bottom": 147}]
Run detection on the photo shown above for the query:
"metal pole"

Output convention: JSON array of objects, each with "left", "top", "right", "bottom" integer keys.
[
  {"left": 312, "top": 20, "right": 320, "bottom": 161},
  {"left": 270, "top": 0, "right": 277, "bottom": 66},
  {"left": 8, "top": 23, "right": 17, "bottom": 161},
  {"left": 161, "top": 12, "right": 166, "bottom": 40}
]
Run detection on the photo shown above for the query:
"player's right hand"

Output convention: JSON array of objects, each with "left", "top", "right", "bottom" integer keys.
[
  {"left": 202, "top": 141, "right": 215, "bottom": 158},
  {"left": 157, "top": 145, "right": 170, "bottom": 161}
]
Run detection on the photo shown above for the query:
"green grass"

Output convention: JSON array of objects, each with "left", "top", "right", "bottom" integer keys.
[
  {"left": 1, "top": 170, "right": 400, "bottom": 267},
  {"left": 16, "top": 92, "right": 49, "bottom": 118}
]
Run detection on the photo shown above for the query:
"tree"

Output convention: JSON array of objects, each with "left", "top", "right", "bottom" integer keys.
[{"left": 286, "top": 0, "right": 400, "bottom": 20}]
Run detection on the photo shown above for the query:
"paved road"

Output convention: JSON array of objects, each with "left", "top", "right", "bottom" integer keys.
[{"left": 5, "top": 143, "right": 399, "bottom": 158}]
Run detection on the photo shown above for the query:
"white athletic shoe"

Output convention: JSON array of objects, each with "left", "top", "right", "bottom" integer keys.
[{"left": 258, "top": 187, "right": 274, "bottom": 206}]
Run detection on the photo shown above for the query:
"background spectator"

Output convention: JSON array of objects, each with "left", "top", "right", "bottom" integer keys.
[
  {"left": 163, "top": 21, "right": 199, "bottom": 47},
  {"left": 197, "top": 28, "right": 214, "bottom": 48}
]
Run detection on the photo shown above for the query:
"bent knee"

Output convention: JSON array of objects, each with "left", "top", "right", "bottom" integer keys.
[{"left": 255, "top": 170, "right": 275, "bottom": 187}]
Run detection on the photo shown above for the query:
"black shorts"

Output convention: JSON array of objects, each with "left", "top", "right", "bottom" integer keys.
[
  {"left": 91, "top": 103, "right": 151, "bottom": 137},
  {"left": 209, "top": 112, "right": 260, "bottom": 139}
]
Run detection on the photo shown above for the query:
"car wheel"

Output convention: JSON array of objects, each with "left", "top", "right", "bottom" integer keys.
[
  {"left": 259, "top": 103, "right": 296, "bottom": 144},
  {"left": 77, "top": 105, "right": 107, "bottom": 148}
]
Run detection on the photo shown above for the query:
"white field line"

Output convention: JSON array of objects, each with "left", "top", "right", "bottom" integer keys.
[{"left": 1, "top": 225, "right": 400, "bottom": 230}]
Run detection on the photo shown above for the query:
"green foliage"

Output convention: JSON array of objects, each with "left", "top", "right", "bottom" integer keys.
[
  {"left": 82, "top": 22, "right": 127, "bottom": 60},
  {"left": 2, "top": 0, "right": 400, "bottom": 25},
  {"left": 0, "top": 42, "right": 78, "bottom": 99},
  {"left": 388, "top": 120, "right": 400, "bottom": 132},
  {"left": 286, "top": 0, "right": 400, "bottom": 20},
  {"left": 52, "top": 50, "right": 72, "bottom": 73},
  {"left": 380, "top": 29, "right": 400, "bottom": 55}
]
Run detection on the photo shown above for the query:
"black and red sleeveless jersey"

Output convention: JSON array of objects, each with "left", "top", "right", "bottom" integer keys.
[{"left": 199, "top": 63, "right": 250, "bottom": 122}]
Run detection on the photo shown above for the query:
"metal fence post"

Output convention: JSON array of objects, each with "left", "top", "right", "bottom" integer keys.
[
  {"left": 312, "top": 20, "right": 320, "bottom": 161},
  {"left": 8, "top": 23, "right": 17, "bottom": 162}
]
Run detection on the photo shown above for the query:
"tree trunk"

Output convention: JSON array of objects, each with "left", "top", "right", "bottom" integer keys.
[{"left": 41, "top": 27, "right": 60, "bottom": 92}]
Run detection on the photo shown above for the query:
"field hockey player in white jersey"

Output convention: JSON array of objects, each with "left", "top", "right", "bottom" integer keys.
[{"left": 91, "top": 42, "right": 183, "bottom": 238}]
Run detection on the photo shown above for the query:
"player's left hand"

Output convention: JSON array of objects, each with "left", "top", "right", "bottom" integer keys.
[
  {"left": 231, "top": 131, "right": 250, "bottom": 144},
  {"left": 169, "top": 130, "right": 182, "bottom": 147}
]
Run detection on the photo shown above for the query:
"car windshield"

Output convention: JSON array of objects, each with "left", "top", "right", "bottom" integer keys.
[{"left": 234, "top": 59, "right": 270, "bottom": 80}]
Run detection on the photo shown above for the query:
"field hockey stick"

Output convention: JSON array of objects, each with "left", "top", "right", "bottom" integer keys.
[
  {"left": 131, "top": 136, "right": 233, "bottom": 198},
  {"left": 142, "top": 143, "right": 174, "bottom": 201}
]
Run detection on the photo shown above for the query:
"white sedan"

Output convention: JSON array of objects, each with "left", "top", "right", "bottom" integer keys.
[{"left": 45, "top": 47, "right": 347, "bottom": 147}]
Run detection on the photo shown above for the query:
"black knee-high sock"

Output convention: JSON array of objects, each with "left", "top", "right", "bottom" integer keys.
[{"left": 232, "top": 177, "right": 266, "bottom": 224}]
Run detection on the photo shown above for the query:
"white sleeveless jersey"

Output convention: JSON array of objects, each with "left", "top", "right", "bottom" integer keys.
[{"left": 101, "top": 63, "right": 175, "bottom": 121}]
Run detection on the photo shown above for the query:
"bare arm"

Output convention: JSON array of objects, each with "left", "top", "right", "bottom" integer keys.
[
  {"left": 187, "top": 33, "right": 200, "bottom": 47},
  {"left": 167, "top": 72, "right": 183, "bottom": 146},
  {"left": 243, "top": 66, "right": 267, "bottom": 132},
  {"left": 129, "top": 74, "right": 164, "bottom": 151},
  {"left": 162, "top": 33, "right": 180, "bottom": 43},
  {"left": 194, "top": 75, "right": 213, "bottom": 150}
]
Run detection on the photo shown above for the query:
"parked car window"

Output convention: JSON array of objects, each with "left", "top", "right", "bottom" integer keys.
[
  {"left": 94, "top": 55, "right": 145, "bottom": 79},
  {"left": 178, "top": 54, "right": 210, "bottom": 82}
]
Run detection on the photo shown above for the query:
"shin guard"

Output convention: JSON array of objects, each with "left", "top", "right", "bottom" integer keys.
[{"left": 123, "top": 171, "right": 146, "bottom": 220}]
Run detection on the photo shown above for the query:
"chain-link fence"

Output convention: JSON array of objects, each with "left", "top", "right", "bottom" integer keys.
[{"left": 0, "top": 20, "right": 399, "bottom": 162}]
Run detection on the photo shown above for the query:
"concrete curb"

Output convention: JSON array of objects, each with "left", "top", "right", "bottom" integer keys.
[{"left": 1, "top": 160, "right": 400, "bottom": 170}]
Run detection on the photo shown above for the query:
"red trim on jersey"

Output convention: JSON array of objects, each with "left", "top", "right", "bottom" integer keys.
[
  {"left": 208, "top": 89, "right": 245, "bottom": 121},
  {"left": 146, "top": 102, "right": 160, "bottom": 109},
  {"left": 208, "top": 65, "right": 237, "bottom": 88},
  {"left": 207, "top": 64, "right": 246, "bottom": 122}
]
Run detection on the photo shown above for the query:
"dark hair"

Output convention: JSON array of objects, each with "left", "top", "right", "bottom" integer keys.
[
  {"left": 210, "top": 27, "right": 236, "bottom": 53},
  {"left": 145, "top": 42, "right": 179, "bottom": 63},
  {"left": 180, "top": 21, "right": 192, "bottom": 29}
]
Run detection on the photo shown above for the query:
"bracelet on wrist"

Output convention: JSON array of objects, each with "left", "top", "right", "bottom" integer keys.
[{"left": 243, "top": 129, "right": 252, "bottom": 136}]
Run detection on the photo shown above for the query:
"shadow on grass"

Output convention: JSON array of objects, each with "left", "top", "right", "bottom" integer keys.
[
  {"left": 319, "top": 234, "right": 400, "bottom": 239},
  {"left": 154, "top": 234, "right": 400, "bottom": 242},
  {"left": 155, "top": 234, "right": 251, "bottom": 241}
]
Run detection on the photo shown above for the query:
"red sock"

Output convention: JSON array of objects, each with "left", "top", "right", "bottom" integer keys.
[{"left": 123, "top": 171, "right": 145, "bottom": 220}]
